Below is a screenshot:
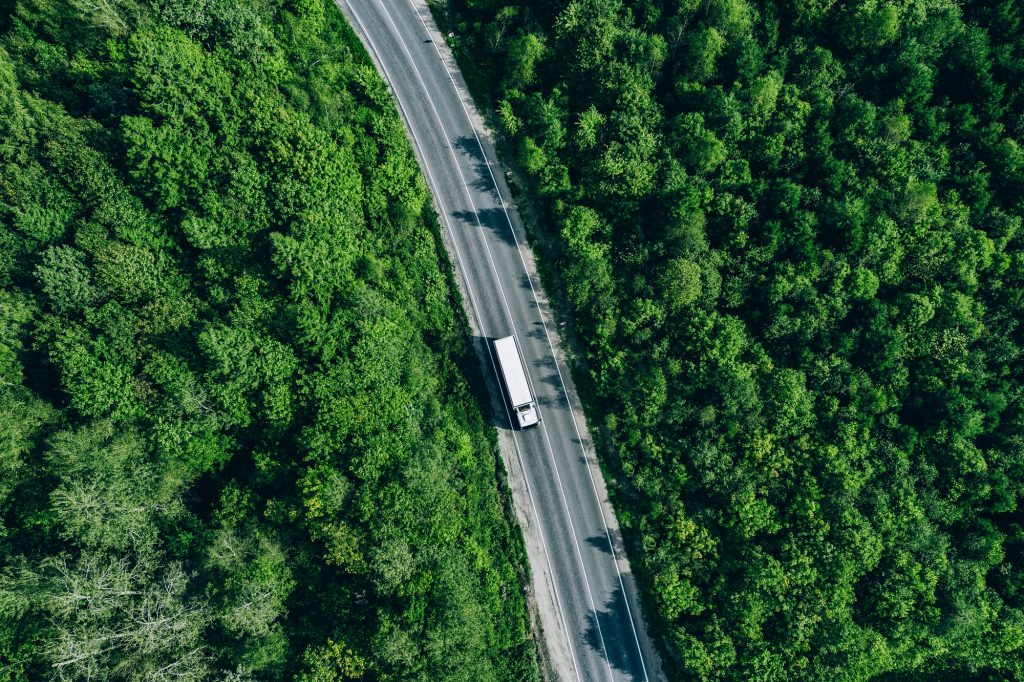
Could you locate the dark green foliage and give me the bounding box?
[446,0,1024,679]
[0,0,537,679]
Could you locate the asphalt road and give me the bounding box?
[336,2,664,680]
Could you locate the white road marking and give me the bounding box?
[359,4,620,679]
[358,0,623,678]
[407,3,652,680]
[338,2,585,680]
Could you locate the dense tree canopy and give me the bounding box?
[444,0,1024,679]
[0,0,537,679]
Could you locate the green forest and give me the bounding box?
[444,0,1024,679]
[0,0,538,679]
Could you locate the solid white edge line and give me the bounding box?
[337,3,584,681]
[364,2,618,680]
[409,3,653,680]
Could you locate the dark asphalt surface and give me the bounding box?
[336,2,662,680]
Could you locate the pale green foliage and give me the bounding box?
[46,422,179,552]
[662,257,702,310]
[198,323,299,428]
[504,32,545,89]
[36,246,99,313]
[206,528,294,639]
[36,554,208,681]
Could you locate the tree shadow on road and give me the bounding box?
[583,584,647,679]
[469,335,513,430]
[451,208,518,248]
[586,534,613,555]
[452,135,500,196]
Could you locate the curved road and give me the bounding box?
[336,2,664,680]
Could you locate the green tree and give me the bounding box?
[446,0,1024,677]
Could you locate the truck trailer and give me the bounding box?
[493,335,540,429]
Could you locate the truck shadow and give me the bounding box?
[469,335,515,431]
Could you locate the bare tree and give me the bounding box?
[38,553,211,682]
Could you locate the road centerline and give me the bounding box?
[335,4,585,679]
[356,5,614,675]
[337,2,663,679]
[405,4,651,679]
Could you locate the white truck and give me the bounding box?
[493,335,540,429]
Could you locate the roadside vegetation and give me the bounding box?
[444,0,1024,678]
[0,0,538,679]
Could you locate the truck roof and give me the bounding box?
[494,335,533,408]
